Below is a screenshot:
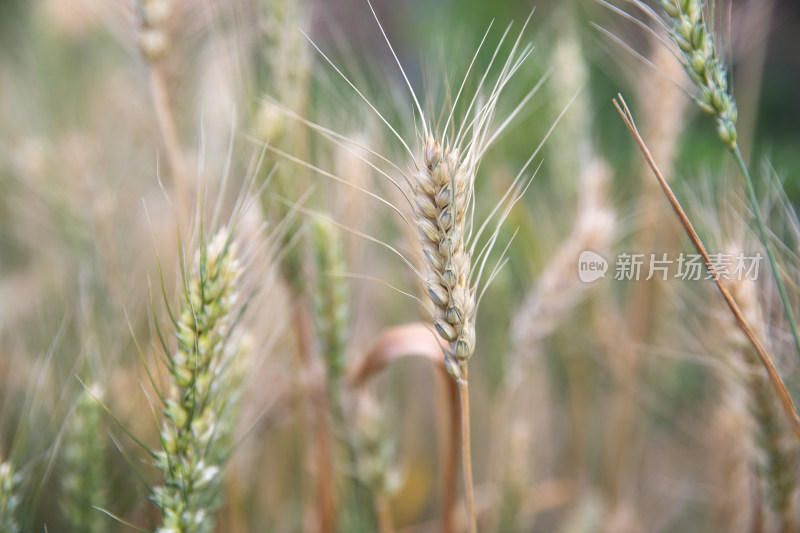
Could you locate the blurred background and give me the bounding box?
[1,0,800,532]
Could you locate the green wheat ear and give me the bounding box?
[659,0,737,146]
[311,218,350,382]
[653,0,800,360]
[152,229,247,533]
[0,460,21,533]
[61,384,108,533]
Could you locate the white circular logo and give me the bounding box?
[577,250,608,283]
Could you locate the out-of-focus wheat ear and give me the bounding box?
[635,42,689,185]
[614,94,800,444]
[625,41,689,352]
[548,16,591,200]
[652,0,800,359]
[512,158,615,354]
[310,218,378,531]
[727,274,798,533]
[346,323,457,533]
[311,219,350,383]
[0,460,22,533]
[253,0,312,297]
[352,393,402,533]
[708,373,758,533]
[60,384,108,533]
[503,160,613,529]
[256,0,311,139]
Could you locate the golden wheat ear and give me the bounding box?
[299,7,557,529]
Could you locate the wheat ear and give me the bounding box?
[311,219,350,383]
[728,275,797,532]
[0,461,21,533]
[654,0,800,361]
[301,10,540,529]
[310,218,377,531]
[152,230,246,533]
[352,393,401,533]
[61,384,107,533]
[415,138,477,377]
[414,136,482,533]
[613,95,800,444]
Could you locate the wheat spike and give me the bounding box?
[61,385,108,533]
[414,138,477,375]
[0,461,21,533]
[657,0,738,146]
[727,271,797,532]
[152,230,247,533]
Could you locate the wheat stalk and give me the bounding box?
[297,11,544,529]
[648,0,800,363]
[613,94,800,444]
[136,0,190,228]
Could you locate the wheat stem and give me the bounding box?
[137,0,189,228]
[613,94,800,444]
[654,0,800,361]
[457,364,477,533]
[375,493,393,533]
[149,67,189,228]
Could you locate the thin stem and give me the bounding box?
[458,363,478,533]
[613,94,800,444]
[314,388,335,533]
[374,493,394,533]
[149,66,189,228]
[294,303,336,533]
[780,504,794,533]
[730,144,800,360]
[437,368,459,533]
